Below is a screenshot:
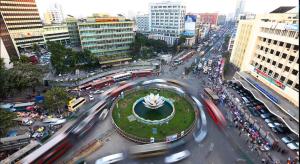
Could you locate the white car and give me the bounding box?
[287,142,299,150]
[164,150,191,163]
[89,95,94,100]
[94,90,104,94]
[95,153,124,164]
[267,122,281,128]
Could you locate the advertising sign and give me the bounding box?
[254,68,285,89]
[183,15,197,36]
[166,134,178,142]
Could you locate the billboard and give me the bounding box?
[184,15,197,36]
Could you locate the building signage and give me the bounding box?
[254,68,285,89]
[183,15,196,36]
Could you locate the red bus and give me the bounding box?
[91,77,114,89]
[20,133,72,164]
[109,81,136,97]
[203,98,226,128]
[131,70,153,78]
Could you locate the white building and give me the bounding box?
[230,6,299,106]
[44,3,64,24]
[135,14,150,34]
[0,38,13,69]
[148,1,186,45]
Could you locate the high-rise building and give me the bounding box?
[230,6,299,106]
[135,14,150,35]
[66,16,81,47]
[0,38,13,69]
[148,1,186,45]
[78,14,134,66]
[0,0,44,58]
[234,0,246,20]
[44,3,64,24]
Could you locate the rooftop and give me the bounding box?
[270,6,295,13]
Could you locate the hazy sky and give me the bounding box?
[36,0,298,19]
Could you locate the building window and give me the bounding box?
[293,45,299,51]
[284,66,290,72]
[258,54,261,59]
[273,40,277,45]
[265,48,269,53]
[267,59,270,63]
[287,80,293,86]
[289,56,295,62]
[280,76,286,82]
[264,67,267,72]
[273,73,279,79]
[270,49,274,54]
[260,46,264,50]
[278,63,283,68]
[268,70,273,75]
[262,56,265,61]
[275,51,280,56]
[282,53,287,59]
[292,69,298,75]
[259,65,262,70]
[286,43,291,49]
[279,42,284,46]
[268,39,271,43]
[263,38,266,42]
[272,61,276,65]
[295,84,299,91]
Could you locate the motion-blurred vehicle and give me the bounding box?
[287,142,299,150]
[95,153,124,164]
[164,150,191,163]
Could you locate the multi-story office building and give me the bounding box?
[44,3,64,25]
[135,14,150,35]
[228,32,236,51]
[148,1,186,45]
[66,16,81,47]
[78,14,134,66]
[0,0,44,58]
[230,6,299,106]
[217,15,226,26]
[199,13,218,26]
[43,24,70,45]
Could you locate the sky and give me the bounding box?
[36,0,298,19]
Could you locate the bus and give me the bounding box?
[19,133,72,164]
[112,72,132,82]
[203,98,226,128]
[204,88,219,102]
[68,97,86,112]
[91,77,114,89]
[13,102,35,112]
[129,143,168,158]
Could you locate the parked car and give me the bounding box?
[287,142,299,151]
[164,150,191,163]
[267,122,282,128]
[281,136,296,144]
[272,126,290,134]
[260,113,273,119]
[95,153,124,164]
[264,118,278,124]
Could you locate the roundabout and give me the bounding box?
[112,88,196,143]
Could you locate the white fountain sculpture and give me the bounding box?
[143,93,165,109]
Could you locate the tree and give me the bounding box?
[0,109,17,137]
[32,43,40,53]
[7,63,43,92]
[19,55,31,64]
[44,87,71,114]
[178,35,187,45]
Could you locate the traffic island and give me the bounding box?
[111,88,196,143]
